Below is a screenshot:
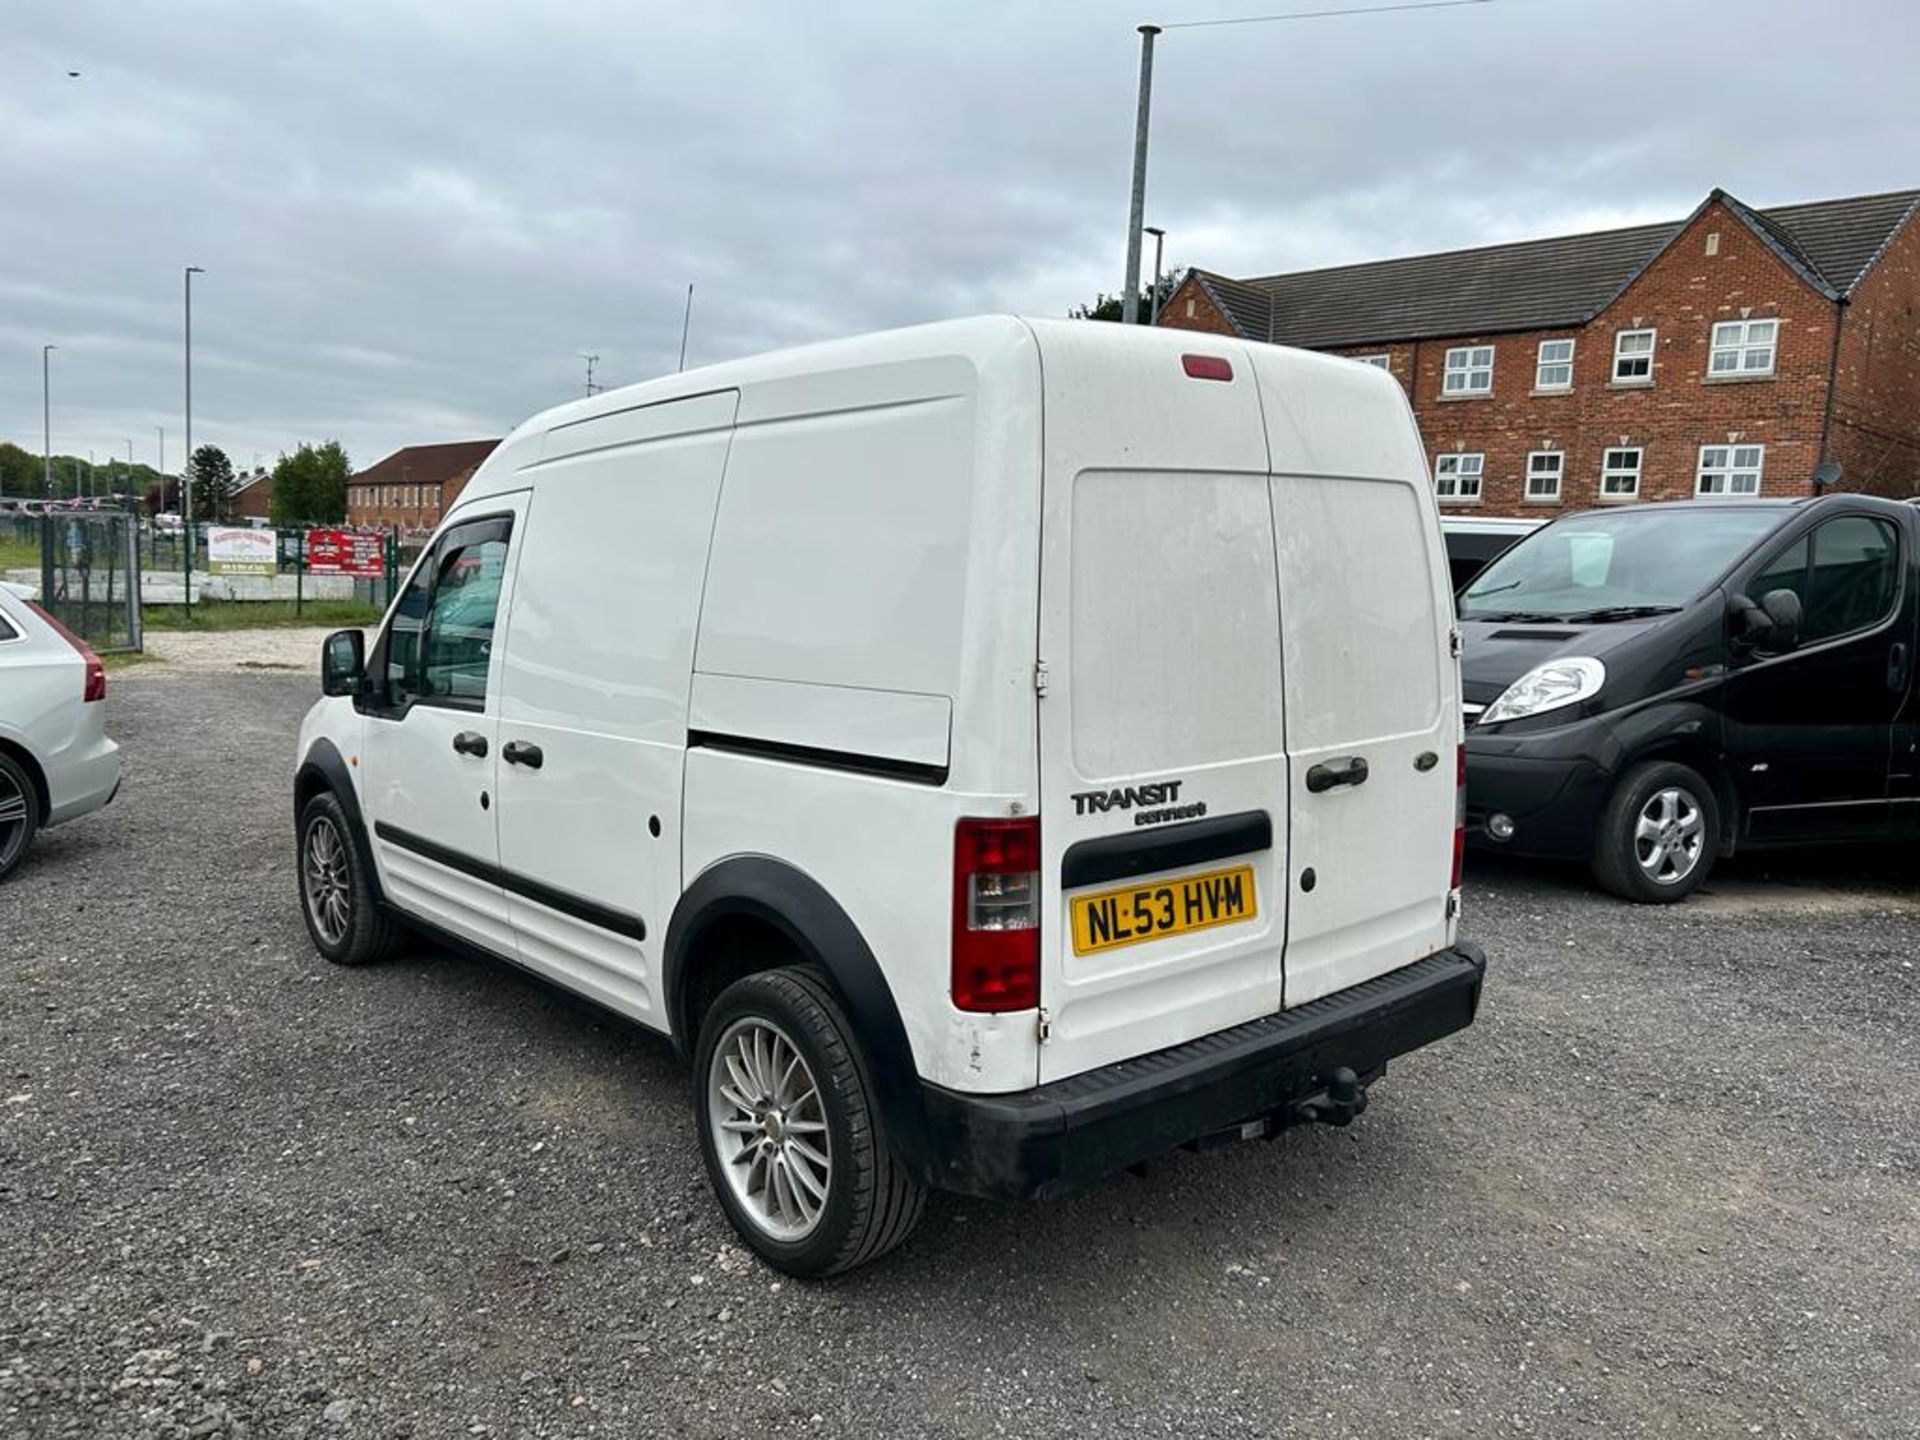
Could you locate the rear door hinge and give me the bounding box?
[1449,629,1463,659]
[1034,659,1051,697]
[1037,1007,1053,1043]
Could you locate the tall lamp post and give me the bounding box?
[1145,226,1166,326]
[1120,25,1160,325]
[42,345,57,498]
[1119,2,1489,323]
[184,265,204,611]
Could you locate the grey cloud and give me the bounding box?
[4,0,1915,472]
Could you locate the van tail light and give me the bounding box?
[952,816,1041,1013]
[30,602,107,702]
[1451,744,1466,890]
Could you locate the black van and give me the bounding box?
[1459,495,1917,901]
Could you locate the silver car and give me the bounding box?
[0,582,121,880]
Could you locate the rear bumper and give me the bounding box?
[46,733,121,827]
[917,942,1486,1201]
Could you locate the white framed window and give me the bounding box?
[1709,319,1777,376]
[1434,452,1485,501]
[1600,447,1643,499]
[1612,329,1656,383]
[1535,339,1575,391]
[1525,450,1564,502]
[1353,353,1391,370]
[1443,346,1494,395]
[1697,444,1765,496]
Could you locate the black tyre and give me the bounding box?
[297,791,405,965]
[1590,759,1720,903]
[693,966,925,1278]
[0,751,42,882]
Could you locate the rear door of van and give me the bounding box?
[1032,329,1458,1083]
[1247,347,1459,1008]
[1033,330,1292,1083]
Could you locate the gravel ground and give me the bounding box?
[139,628,336,673]
[2,670,1916,1439]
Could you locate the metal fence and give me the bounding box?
[36,509,143,653]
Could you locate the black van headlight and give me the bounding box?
[1481,657,1606,726]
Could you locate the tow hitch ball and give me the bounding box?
[1287,1067,1369,1128]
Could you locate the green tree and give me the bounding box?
[0,440,169,502]
[0,442,38,499]
[191,444,236,522]
[1070,270,1182,324]
[269,440,352,525]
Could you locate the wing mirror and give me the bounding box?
[1732,589,1803,653]
[320,628,366,697]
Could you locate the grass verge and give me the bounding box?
[142,599,381,632]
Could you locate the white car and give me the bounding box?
[0,582,121,880]
[294,317,1486,1276]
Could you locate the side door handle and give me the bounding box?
[1890,642,1911,695]
[1305,756,1370,793]
[502,740,544,770]
[451,730,488,758]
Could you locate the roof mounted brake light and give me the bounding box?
[1182,354,1233,382]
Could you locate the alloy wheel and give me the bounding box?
[302,816,353,946]
[1634,786,1705,886]
[0,767,29,872]
[706,1017,832,1241]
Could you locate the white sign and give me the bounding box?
[207,526,278,576]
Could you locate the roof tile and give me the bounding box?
[1187,189,1919,349]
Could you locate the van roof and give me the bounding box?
[465,315,1382,498]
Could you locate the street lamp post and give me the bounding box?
[1120,25,1161,325]
[1145,226,1167,326]
[1119,3,1488,325]
[184,265,204,612]
[42,345,56,499]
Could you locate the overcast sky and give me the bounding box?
[5,0,1916,475]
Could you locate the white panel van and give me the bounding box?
[294,318,1486,1276]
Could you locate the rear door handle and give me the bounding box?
[451,730,488,758]
[1305,756,1369,793]
[502,740,544,770]
[1890,642,1910,695]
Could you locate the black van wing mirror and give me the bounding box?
[320,628,366,697]
[1758,589,1802,651]
[1730,589,1802,653]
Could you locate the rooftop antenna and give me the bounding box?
[678,283,694,373]
[579,352,601,397]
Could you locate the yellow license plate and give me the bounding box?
[1069,864,1258,956]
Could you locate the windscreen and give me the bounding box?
[1460,507,1783,619]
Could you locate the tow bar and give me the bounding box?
[1170,1066,1379,1161]
[1285,1066,1370,1128]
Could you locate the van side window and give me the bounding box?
[420,532,511,705]
[385,566,433,699]
[1803,517,1898,643]
[1749,517,1900,647]
[1749,535,1809,613]
[382,519,513,708]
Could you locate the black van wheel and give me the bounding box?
[693,966,924,1278]
[1591,760,1720,903]
[297,792,405,965]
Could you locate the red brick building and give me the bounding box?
[1158,187,1920,514]
[230,468,273,521]
[346,439,500,531]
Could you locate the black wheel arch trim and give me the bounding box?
[665,855,934,1180]
[295,738,385,903]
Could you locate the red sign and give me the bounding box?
[306,528,385,578]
